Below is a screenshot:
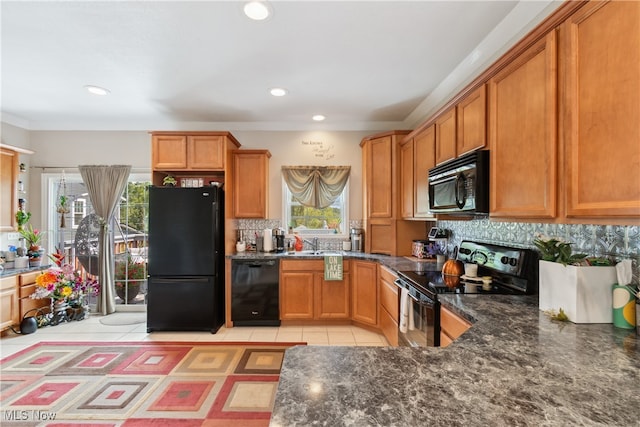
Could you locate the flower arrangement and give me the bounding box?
[31,264,100,304]
[426,241,446,257]
[533,233,587,266]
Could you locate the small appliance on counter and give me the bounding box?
[274,228,285,253]
[350,228,363,252]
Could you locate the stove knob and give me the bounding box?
[509,258,518,266]
[500,256,509,264]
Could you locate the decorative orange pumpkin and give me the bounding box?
[441,258,464,288]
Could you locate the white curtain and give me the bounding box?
[282,166,350,209]
[79,165,131,315]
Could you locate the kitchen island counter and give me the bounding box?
[271,294,639,426]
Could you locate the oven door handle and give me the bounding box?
[394,279,420,302]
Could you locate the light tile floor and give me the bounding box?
[0,312,388,359]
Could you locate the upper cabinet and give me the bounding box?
[400,125,436,219]
[363,134,396,219]
[488,31,558,219]
[456,84,487,156]
[232,150,271,219]
[150,131,240,187]
[434,107,457,165]
[561,0,640,218]
[0,147,18,231]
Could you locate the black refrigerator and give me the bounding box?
[147,186,224,333]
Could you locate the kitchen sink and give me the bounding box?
[286,250,345,256]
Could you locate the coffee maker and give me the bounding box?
[274,229,285,253]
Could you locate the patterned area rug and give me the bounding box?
[0,341,303,426]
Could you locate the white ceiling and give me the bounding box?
[1,1,562,132]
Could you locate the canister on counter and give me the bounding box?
[412,240,429,258]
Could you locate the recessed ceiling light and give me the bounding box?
[312,115,326,122]
[270,87,288,97]
[244,1,271,21]
[84,85,110,96]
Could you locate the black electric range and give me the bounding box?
[399,240,539,299]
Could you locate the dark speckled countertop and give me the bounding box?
[263,253,640,426]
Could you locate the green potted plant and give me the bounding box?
[115,255,146,303]
[20,225,45,266]
[162,175,177,187]
[15,210,31,232]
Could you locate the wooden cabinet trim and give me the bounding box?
[441,306,472,342]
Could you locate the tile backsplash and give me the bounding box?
[438,218,639,284]
[235,219,363,251]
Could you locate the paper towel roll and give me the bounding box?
[263,229,273,252]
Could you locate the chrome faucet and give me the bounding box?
[302,237,319,253]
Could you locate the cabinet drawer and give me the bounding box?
[19,283,38,299]
[441,306,471,340]
[281,259,350,272]
[380,306,398,346]
[379,276,398,322]
[19,271,40,286]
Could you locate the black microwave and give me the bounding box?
[428,150,489,215]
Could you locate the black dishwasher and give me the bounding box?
[231,259,280,326]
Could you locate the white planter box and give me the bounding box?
[538,260,617,323]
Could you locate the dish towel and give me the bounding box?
[400,288,410,333]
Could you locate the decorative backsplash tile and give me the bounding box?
[438,218,639,284]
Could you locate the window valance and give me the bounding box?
[282,166,350,209]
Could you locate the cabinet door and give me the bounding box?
[188,135,225,170]
[440,306,471,345]
[456,84,486,156]
[367,219,394,256]
[233,150,269,218]
[366,136,393,218]
[152,135,188,169]
[563,1,640,218]
[280,271,314,320]
[489,31,557,218]
[0,276,18,331]
[315,272,350,319]
[413,125,436,218]
[351,261,377,326]
[0,148,18,231]
[399,139,414,219]
[435,107,457,165]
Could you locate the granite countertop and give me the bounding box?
[270,294,640,426]
[0,264,51,277]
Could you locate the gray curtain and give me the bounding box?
[282,166,350,209]
[79,165,132,315]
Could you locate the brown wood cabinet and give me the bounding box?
[361,131,427,256]
[351,260,377,327]
[435,107,457,165]
[378,265,399,346]
[440,305,471,348]
[456,84,487,156]
[488,31,558,218]
[19,271,50,320]
[232,150,270,218]
[0,147,18,231]
[150,131,240,187]
[400,125,436,220]
[280,260,350,321]
[0,275,19,332]
[561,0,640,218]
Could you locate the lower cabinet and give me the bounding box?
[351,260,378,326]
[0,275,19,332]
[440,305,471,348]
[378,265,399,346]
[19,271,50,319]
[280,260,350,321]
